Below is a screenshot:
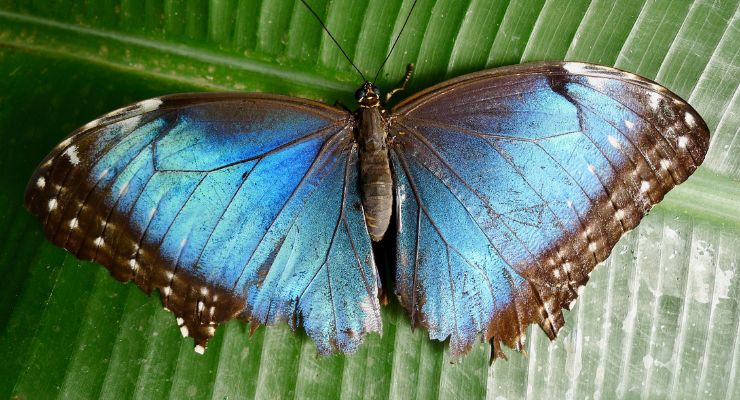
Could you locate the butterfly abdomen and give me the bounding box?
[358,107,393,242]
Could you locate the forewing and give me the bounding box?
[390,62,709,357]
[25,93,382,354]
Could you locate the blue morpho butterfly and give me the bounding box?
[24,1,709,360]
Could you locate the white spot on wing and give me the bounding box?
[180,325,189,337]
[607,135,621,149]
[176,317,184,326]
[69,218,79,229]
[684,112,696,127]
[162,286,172,296]
[62,145,80,165]
[563,63,589,75]
[118,115,143,133]
[660,159,671,170]
[649,92,661,110]
[94,236,105,247]
[36,177,46,189]
[678,136,689,149]
[587,164,596,174]
[624,120,635,129]
[137,98,163,112]
[640,181,650,193]
[48,198,58,211]
[615,209,625,220]
[194,345,205,355]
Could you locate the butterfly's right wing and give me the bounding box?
[25,93,382,354]
[388,62,709,357]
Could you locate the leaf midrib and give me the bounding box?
[0,10,357,94]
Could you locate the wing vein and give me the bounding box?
[109,170,156,264]
[399,116,584,142]
[65,118,177,255]
[133,172,208,274]
[340,147,379,315]
[533,142,602,266]
[292,150,352,340]
[411,199,423,327]
[231,127,350,291]
[568,85,679,187]
[392,149,496,322]
[571,81,690,165]
[31,110,169,215]
[395,128,562,328]
[91,150,156,261]
[189,160,262,273]
[154,122,346,173]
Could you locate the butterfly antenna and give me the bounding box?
[372,0,418,84]
[300,0,367,82]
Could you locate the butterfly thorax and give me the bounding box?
[355,82,393,242]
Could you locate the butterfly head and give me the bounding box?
[355,82,381,108]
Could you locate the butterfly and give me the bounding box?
[23,0,710,359]
[24,59,709,359]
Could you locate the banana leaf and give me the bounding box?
[0,0,737,398]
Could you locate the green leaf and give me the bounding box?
[0,0,738,398]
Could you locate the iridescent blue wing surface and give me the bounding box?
[24,93,382,354]
[389,62,709,358]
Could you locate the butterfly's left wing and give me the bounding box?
[389,62,709,357]
[25,93,382,354]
